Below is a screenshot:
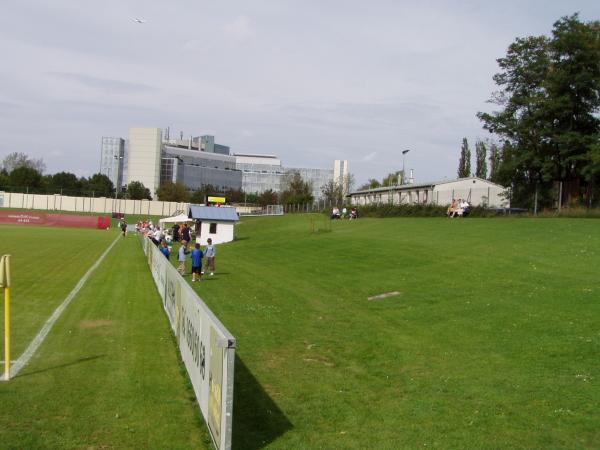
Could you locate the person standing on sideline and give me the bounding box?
[204,238,216,276]
[177,240,189,275]
[159,239,170,259]
[191,243,204,282]
[182,223,191,243]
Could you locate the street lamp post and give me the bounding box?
[402,149,410,185]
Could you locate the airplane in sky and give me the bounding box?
[130,18,147,24]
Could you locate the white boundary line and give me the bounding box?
[3,234,121,380]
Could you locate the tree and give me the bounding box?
[342,173,355,195]
[358,178,381,190]
[280,171,313,205]
[258,189,278,206]
[223,188,244,203]
[8,166,42,190]
[189,184,216,204]
[50,172,81,195]
[156,182,189,202]
[382,171,402,187]
[82,173,114,197]
[1,152,46,174]
[321,180,343,206]
[457,138,472,178]
[0,169,8,188]
[126,181,152,200]
[488,142,502,183]
[475,140,487,179]
[478,14,600,207]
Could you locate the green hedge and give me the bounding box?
[353,204,496,218]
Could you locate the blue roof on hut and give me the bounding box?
[188,205,239,222]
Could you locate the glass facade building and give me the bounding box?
[162,146,242,191]
[99,137,125,192]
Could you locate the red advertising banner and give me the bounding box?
[0,211,110,230]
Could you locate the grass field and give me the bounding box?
[0,226,210,448]
[1,216,599,449]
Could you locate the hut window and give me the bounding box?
[209,223,217,234]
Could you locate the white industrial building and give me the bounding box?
[348,177,509,208]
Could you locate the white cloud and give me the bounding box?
[223,16,256,41]
[1,0,600,183]
[363,152,377,162]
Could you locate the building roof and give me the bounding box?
[349,177,505,195]
[188,205,239,222]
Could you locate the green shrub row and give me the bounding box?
[350,204,497,218]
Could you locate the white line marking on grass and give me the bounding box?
[6,234,121,379]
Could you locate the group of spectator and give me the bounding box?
[447,199,471,218]
[331,207,359,220]
[154,232,216,282]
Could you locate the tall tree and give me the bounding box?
[457,138,472,178]
[50,172,81,195]
[382,171,402,187]
[8,166,43,190]
[342,173,355,195]
[83,173,114,197]
[1,152,46,174]
[258,189,278,206]
[488,142,502,183]
[280,171,313,205]
[478,14,600,207]
[321,180,343,206]
[475,140,488,179]
[358,179,381,190]
[126,181,152,200]
[156,182,189,202]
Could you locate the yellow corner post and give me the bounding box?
[1,255,11,381]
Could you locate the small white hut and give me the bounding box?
[188,205,239,245]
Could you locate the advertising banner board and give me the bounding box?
[0,211,109,229]
[142,237,235,450]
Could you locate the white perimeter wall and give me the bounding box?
[0,192,188,217]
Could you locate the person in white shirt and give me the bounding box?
[204,238,216,276]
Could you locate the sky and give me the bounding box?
[1,1,599,186]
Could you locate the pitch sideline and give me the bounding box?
[2,233,122,380]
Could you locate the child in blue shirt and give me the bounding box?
[191,243,204,282]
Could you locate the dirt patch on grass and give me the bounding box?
[303,357,334,367]
[79,320,114,329]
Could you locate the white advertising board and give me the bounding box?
[142,237,235,450]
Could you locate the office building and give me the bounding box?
[99,137,125,192]
[102,127,348,200]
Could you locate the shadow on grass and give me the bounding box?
[233,356,292,449]
[16,355,106,378]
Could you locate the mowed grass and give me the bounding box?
[189,215,600,449]
[1,217,599,449]
[0,226,210,448]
